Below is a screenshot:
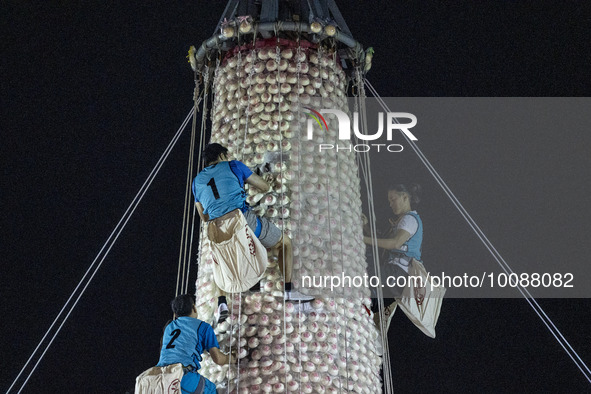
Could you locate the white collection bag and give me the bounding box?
[135,363,183,394]
[396,259,446,338]
[206,209,268,293]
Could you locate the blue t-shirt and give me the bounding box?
[192,160,253,220]
[388,211,423,264]
[157,317,219,370]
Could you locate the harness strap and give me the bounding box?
[254,217,262,238]
[191,375,206,394]
[391,212,422,260]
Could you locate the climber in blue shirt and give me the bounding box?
[157,294,234,394]
[192,143,313,320]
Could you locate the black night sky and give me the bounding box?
[2,2,591,393]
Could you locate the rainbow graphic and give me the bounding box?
[304,107,329,132]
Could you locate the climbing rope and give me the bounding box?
[7,106,197,394]
[293,41,306,393]
[353,70,394,394]
[271,40,291,390]
[176,78,203,297]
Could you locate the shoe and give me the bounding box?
[285,290,314,302]
[249,281,261,292]
[217,303,229,324]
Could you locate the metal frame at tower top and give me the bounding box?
[195,0,366,74]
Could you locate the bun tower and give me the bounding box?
[190,1,382,392]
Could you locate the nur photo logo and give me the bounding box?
[303,107,417,152]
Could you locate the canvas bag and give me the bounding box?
[396,259,446,338]
[135,363,184,394]
[206,209,268,293]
